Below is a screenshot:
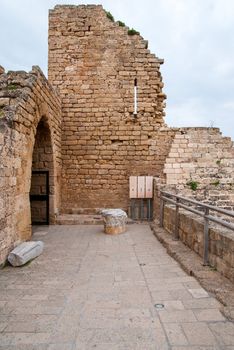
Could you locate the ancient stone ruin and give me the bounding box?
[0,5,233,265]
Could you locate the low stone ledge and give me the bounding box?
[162,205,234,282]
[150,220,234,321]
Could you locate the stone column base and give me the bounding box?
[104,225,126,235]
[101,209,128,235]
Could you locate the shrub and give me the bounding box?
[105,11,114,22]
[7,83,19,90]
[187,181,198,191]
[118,21,125,27]
[128,28,140,36]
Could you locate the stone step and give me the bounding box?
[62,208,101,215]
[56,214,137,225]
[56,214,103,225]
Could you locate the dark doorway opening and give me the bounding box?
[30,170,50,225]
[30,117,54,225]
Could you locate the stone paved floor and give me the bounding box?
[0,224,234,350]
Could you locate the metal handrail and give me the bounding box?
[159,191,234,265]
[161,191,234,218]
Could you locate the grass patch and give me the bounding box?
[105,10,114,22]
[7,83,19,90]
[187,181,198,191]
[128,28,140,35]
[118,20,125,27]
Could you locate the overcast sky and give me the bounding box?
[1,0,234,139]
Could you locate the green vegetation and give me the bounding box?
[216,160,221,165]
[105,10,114,22]
[7,83,19,90]
[128,28,140,36]
[187,181,198,191]
[117,20,125,27]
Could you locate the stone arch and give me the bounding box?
[0,67,61,265]
[30,115,56,224]
[17,99,60,238]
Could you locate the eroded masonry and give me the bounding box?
[0,5,233,265]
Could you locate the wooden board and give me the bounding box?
[129,176,138,198]
[137,176,145,198]
[145,176,153,198]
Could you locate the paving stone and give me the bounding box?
[83,343,119,350]
[209,322,234,346]
[0,346,48,350]
[162,300,185,311]
[182,298,220,310]
[164,323,188,346]
[169,289,194,300]
[151,290,172,302]
[116,307,152,318]
[123,316,161,329]
[9,333,51,345]
[48,314,79,343]
[188,288,210,299]
[171,347,219,350]
[159,310,197,323]
[47,343,74,350]
[0,224,233,349]
[147,281,186,292]
[21,294,49,301]
[194,308,226,322]
[4,322,37,333]
[182,322,218,346]
[11,306,63,315]
[120,343,170,350]
[0,323,7,332]
[0,334,12,346]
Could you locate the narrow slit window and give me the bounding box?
[134,78,137,116]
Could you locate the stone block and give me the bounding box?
[8,241,44,266]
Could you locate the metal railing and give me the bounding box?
[159,191,234,265]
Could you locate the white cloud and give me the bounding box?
[0,0,233,139]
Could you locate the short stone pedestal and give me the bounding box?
[101,209,127,235]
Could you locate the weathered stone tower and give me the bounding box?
[48,5,170,211]
[0,4,233,266]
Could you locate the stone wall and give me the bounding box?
[160,205,234,283]
[0,66,61,265]
[1,5,234,267]
[48,5,170,211]
[163,127,234,210]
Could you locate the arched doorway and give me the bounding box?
[30,117,55,225]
